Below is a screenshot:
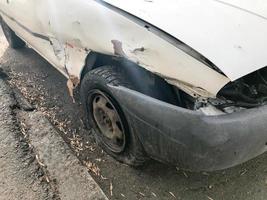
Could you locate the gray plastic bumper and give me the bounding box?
[109,86,267,171]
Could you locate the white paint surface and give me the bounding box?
[5,0,266,97]
[104,0,267,81]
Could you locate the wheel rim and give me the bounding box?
[89,90,126,153]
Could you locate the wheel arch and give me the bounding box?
[80,51,180,106]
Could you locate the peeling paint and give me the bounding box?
[111,40,126,57]
[48,37,88,100]
[67,75,80,103]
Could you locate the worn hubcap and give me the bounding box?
[90,90,126,153]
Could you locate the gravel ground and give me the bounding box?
[1,28,267,200]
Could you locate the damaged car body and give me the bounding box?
[1,0,267,171]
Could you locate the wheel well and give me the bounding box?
[81,52,181,106]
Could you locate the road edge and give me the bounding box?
[0,72,108,200]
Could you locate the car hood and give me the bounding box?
[103,0,267,81]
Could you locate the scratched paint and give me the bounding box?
[0,0,234,98]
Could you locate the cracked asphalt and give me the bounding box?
[0,78,55,200]
[1,28,267,200]
[0,75,107,200]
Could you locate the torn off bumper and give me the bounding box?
[109,86,267,171]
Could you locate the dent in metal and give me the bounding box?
[62,42,86,102]
[109,39,214,97]
[49,37,86,101]
[0,0,231,98]
[104,0,267,81]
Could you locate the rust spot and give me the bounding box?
[111,40,126,57]
[67,75,80,103]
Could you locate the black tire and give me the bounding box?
[1,19,25,49]
[81,66,147,166]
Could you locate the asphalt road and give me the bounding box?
[0,77,55,200]
[1,28,267,200]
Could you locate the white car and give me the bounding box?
[1,0,267,171]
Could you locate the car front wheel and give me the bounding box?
[80,66,147,166]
